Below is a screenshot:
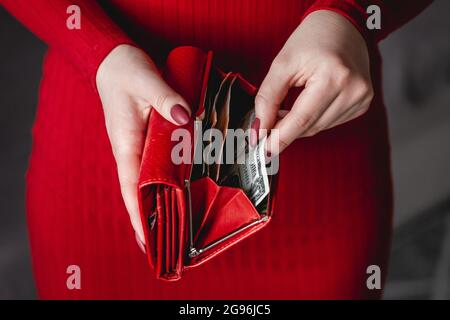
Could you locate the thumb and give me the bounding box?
[254,60,291,144]
[140,70,191,126]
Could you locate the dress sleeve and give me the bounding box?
[303,0,434,43]
[1,0,136,89]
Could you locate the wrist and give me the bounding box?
[302,5,372,48]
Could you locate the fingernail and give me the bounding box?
[264,151,272,165]
[250,117,260,148]
[170,104,190,125]
[135,232,146,254]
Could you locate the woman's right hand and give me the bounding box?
[96,44,191,252]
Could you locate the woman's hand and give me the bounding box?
[96,44,190,251]
[254,10,374,155]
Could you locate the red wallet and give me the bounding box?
[138,46,278,281]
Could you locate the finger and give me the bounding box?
[116,152,145,244]
[299,93,349,137]
[138,71,191,126]
[251,110,289,148]
[266,82,339,155]
[302,79,373,136]
[111,131,146,244]
[313,95,372,136]
[254,59,293,139]
[322,103,360,133]
[326,96,372,130]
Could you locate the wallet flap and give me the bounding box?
[164,46,214,118]
[137,47,214,278]
[138,46,214,189]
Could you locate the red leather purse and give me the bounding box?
[138,46,278,281]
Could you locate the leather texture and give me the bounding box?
[138,46,277,281]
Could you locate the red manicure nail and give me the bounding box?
[135,232,146,254]
[170,104,190,125]
[250,117,260,148]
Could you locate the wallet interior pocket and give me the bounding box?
[163,187,172,274]
[184,68,271,264]
[155,187,166,277]
[143,184,184,279]
[170,188,178,273]
[191,177,261,249]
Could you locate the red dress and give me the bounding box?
[2,0,431,299]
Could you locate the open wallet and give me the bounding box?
[138,46,278,281]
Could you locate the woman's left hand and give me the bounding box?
[254,10,374,155]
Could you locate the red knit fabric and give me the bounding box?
[1,0,431,299]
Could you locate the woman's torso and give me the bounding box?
[100,0,314,84]
[26,0,392,299]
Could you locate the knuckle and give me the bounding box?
[255,92,271,107]
[272,52,291,68]
[356,105,370,118]
[154,93,169,110]
[292,113,314,131]
[311,125,322,135]
[319,56,352,88]
[354,77,373,98]
[334,66,352,87]
[305,126,321,137]
[303,132,315,138]
[278,138,289,151]
[270,55,293,78]
[154,92,179,112]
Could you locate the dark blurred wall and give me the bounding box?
[0,7,45,298]
[380,0,450,299]
[0,1,449,299]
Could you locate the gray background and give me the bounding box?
[0,1,449,299]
